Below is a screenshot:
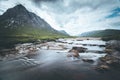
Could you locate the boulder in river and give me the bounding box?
[96,40,120,71]
[70,47,87,53]
[82,59,94,63]
[106,40,120,51]
[99,45,106,47]
[67,49,80,58]
[104,49,113,54]
[96,65,110,71]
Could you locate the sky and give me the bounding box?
[0,0,120,35]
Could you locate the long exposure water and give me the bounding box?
[0,39,120,80]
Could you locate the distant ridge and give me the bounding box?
[80,29,120,37]
[79,29,120,40]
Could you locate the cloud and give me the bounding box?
[106,7,120,18]
[32,0,58,3]
[0,0,120,35]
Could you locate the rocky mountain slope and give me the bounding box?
[0,4,68,48]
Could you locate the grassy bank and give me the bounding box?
[102,36,120,41]
[0,34,70,49]
[0,26,71,49]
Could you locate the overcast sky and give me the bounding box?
[0,0,120,35]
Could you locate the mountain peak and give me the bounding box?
[0,4,28,19]
[14,4,26,10]
[0,4,54,30]
[11,4,27,13]
[16,4,24,7]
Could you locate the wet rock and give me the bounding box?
[99,45,106,47]
[97,40,120,71]
[87,38,89,40]
[70,47,87,53]
[67,53,72,57]
[96,65,110,71]
[85,50,105,54]
[82,44,87,46]
[67,49,80,58]
[106,40,120,51]
[104,49,113,54]
[58,45,68,49]
[0,49,17,56]
[82,59,94,63]
[68,42,73,44]
[76,39,83,41]
[89,44,98,46]
[67,47,87,59]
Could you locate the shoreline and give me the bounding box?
[0,37,105,61]
[0,38,120,80]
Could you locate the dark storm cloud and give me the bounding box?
[31,0,120,15]
[31,0,63,9]
[32,0,59,3]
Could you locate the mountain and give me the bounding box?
[80,29,120,37]
[0,4,54,30]
[79,29,120,40]
[0,4,68,48]
[58,30,69,36]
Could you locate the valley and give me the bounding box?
[0,2,120,80]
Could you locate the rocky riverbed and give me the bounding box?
[96,40,120,71]
[0,38,120,80]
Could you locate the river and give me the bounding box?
[0,38,120,80]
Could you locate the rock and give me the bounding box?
[97,40,120,71]
[82,44,87,46]
[70,47,87,53]
[82,59,94,63]
[106,61,113,64]
[85,50,105,54]
[76,39,83,41]
[58,45,67,49]
[99,54,120,69]
[100,55,114,62]
[106,40,120,51]
[67,49,80,58]
[89,44,98,46]
[104,49,113,54]
[68,42,73,44]
[99,45,106,47]
[67,47,87,59]
[67,53,72,57]
[96,65,110,71]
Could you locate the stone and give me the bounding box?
[99,45,106,47]
[104,49,113,54]
[82,59,94,63]
[96,65,110,71]
[67,49,80,58]
[70,47,87,53]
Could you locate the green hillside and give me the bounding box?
[80,29,120,40]
[0,5,69,48]
[0,27,68,48]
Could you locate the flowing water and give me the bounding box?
[0,38,120,80]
